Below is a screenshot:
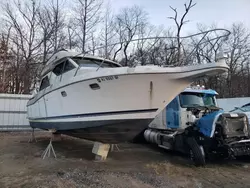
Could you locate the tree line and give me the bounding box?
[0,0,249,99]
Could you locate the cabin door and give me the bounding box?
[38,75,51,118]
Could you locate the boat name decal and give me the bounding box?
[97,76,119,82]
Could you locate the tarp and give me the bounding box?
[196,110,224,137]
[217,97,250,112]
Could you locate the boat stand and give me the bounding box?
[41,138,57,159]
[41,129,58,159]
[110,144,120,152]
[28,128,37,143]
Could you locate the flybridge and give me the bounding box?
[40,50,122,77]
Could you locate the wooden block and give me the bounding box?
[92,142,110,160]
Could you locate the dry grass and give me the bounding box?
[146,161,196,176]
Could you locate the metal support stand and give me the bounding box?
[110,144,120,152]
[41,138,57,159]
[28,128,37,143]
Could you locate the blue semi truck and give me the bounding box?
[144,86,250,166]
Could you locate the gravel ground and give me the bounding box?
[0,132,250,188]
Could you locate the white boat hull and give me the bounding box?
[27,63,228,143]
[28,73,190,119]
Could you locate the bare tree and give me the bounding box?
[112,20,124,61]
[50,0,66,52]
[73,0,103,53]
[193,23,250,98]
[114,5,148,66]
[0,26,12,93]
[87,31,99,55]
[38,6,56,64]
[3,0,43,93]
[66,18,77,49]
[168,0,196,65]
[134,24,155,65]
[2,0,55,93]
[225,23,250,97]
[129,25,166,66]
[99,2,116,58]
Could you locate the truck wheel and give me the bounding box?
[187,137,206,166]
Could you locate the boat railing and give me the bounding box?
[85,28,231,68]
[45,28,231,70]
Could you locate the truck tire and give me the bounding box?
[187,137,206,166]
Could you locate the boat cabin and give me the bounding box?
[38,50,121,93]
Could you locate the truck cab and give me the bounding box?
[149,86,218,130]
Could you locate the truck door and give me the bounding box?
[166,97,180,128]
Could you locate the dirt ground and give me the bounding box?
[0,132,250,188]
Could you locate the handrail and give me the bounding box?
[85,28,231,54]
[42,28,231,71]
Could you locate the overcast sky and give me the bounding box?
[109,0,250,34]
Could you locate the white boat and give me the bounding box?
[27,49,228,143]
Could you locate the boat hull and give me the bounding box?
[27,63,229,143]
[27,73,190,120]
[28,73,187,144]
[30,118,152,143]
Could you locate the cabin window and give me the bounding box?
[39,76,50,91]
[71,57,120,68]
[53,62,64,76]
[52,60,75,76]
[63,60,75,73]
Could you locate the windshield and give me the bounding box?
[179,92,216,108]
[71,57,120,68]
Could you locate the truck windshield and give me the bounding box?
[179,92,216,108]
